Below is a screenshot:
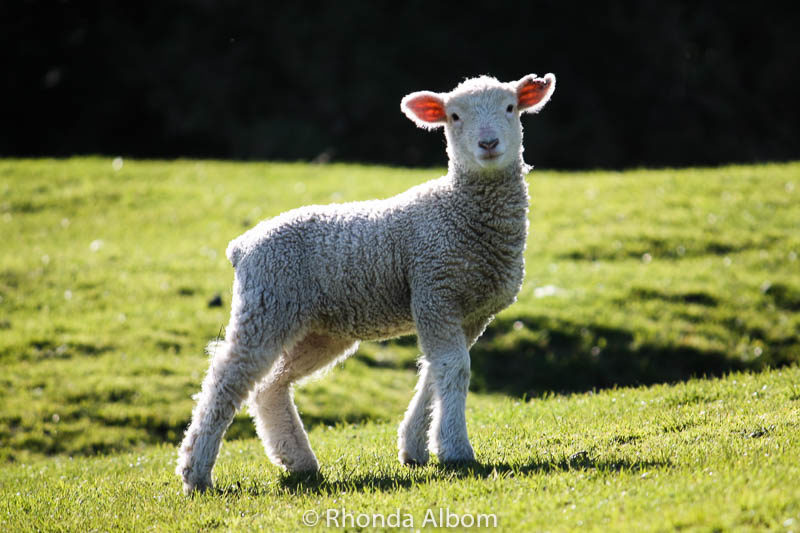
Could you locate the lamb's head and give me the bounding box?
[401,74,556,173]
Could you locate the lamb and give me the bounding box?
[176,73,556,494]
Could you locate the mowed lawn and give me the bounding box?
[1,158,799,530]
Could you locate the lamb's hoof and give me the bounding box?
[439,457,477,467]
[282,455,320,474]
[177,459,213,496]
[181,474,213,496]
[437,444,475,465]
[399,448,429,467]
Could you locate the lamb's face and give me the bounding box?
[401,73,556,173]
[443,85,522,172]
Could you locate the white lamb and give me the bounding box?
[176,73,556,494]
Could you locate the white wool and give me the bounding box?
[176,73,557,494]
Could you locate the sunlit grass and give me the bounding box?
[1,366,798,531]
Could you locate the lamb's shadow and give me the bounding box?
[468,313,794,398]
[216,454,671,497]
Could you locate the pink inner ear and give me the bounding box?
[406,94,446,123]
[518,77,552,109]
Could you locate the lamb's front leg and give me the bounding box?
[416,325,475,464]
[398,360,434,465]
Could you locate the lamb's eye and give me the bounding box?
[506,104,514,113]
[451,113,460,121]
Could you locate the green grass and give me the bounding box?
[2,367,799,531]
[1,157,799,530]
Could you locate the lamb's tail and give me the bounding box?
[205,339,228,358]
[225,238,243,268]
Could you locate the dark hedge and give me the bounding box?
[3,1,799,168]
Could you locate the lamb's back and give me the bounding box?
[225,180,448,339]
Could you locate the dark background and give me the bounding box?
[3,1,799,169]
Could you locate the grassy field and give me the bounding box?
[1,158,799,530]
[1,366,799,531]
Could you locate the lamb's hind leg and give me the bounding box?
[248,333,358,472]
[176,335,283,494]
[176,270,304,495]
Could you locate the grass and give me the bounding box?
[1,157,799,530]
[2,367,798,531]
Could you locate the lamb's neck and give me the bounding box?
[448,158,531,230]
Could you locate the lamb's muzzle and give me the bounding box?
[478,138,499,151]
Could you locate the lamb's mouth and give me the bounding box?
[479,152,503,161]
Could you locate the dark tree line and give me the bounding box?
[3,1,799,168]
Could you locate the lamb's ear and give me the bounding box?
[516,73,556,114]
[401,91,446,129]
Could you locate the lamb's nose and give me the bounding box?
[478,138,499,150]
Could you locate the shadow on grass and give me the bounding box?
[558,234,779,263]
[470,314,797,398]
[215,453,670,497]
[40,307,796,458]
[156,310,800,449]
